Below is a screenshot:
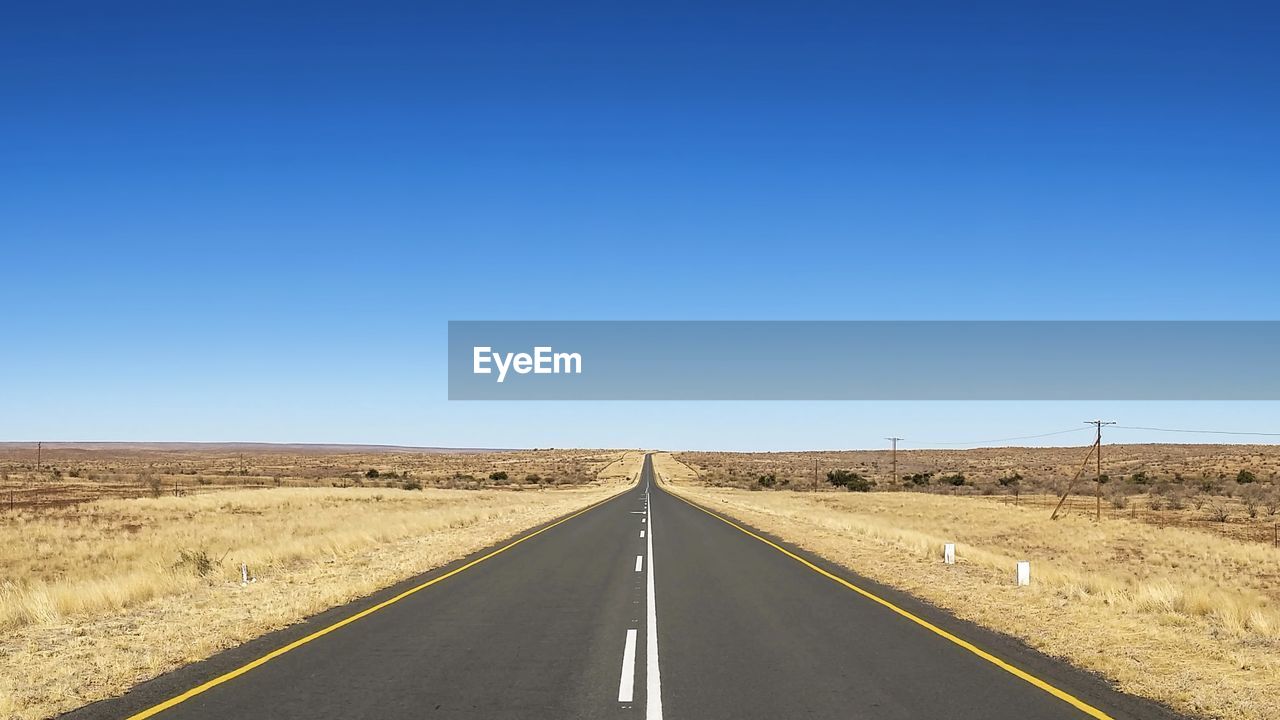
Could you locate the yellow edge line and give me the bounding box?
[127,487,630,719]
[664,487,1115,720]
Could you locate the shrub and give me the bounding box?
[827,469,874,492]
[365,469,380,479]
[940,473,966,487]
[524,474,542,484]
[902,472,932,486]
[1129,471,1150,485]
[142,472,162,498]
[997,472,1022,487]
[489,471,509,482]
[1237,469,1258,484]
[174,549,216,577]
[757,473,777,489]
[401,479,423,491]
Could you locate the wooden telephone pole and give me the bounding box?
[1050,420,1115,520]
[1087,420,1116,521]
[886,437,903,486]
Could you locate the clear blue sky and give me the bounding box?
[3,2,1278,450]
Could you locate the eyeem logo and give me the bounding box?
[472,346,582,383]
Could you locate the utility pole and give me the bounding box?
[813,457,818,492]
[36,442,42,475]
[886,437,903,487]
[1086,420,1116,521]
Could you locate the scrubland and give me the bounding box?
[659,450,1280,720]
[0,446,641,720]
[681,445,1280,545]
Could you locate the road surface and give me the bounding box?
[66,454,1185,720]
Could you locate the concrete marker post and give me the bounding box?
[1016,561,1031,586]
[943,543,956,565]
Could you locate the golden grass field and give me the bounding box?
[658,450,1280,720]
[0,446,643,720]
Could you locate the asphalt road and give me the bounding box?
[67,454,1187,720]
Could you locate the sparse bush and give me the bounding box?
[524,474,542,484]
[174,548,216,577]
[902,472,932,486]
[401,479,423,491]
[1208,500,1231,523]
[365,469,380,479]
[141,472,162,498]
[1129,471,1150,485]
[941,473,966,487]
[757,473,777,489]
[827,469,874,492]
[997,472,1022,488]
[489,471,509,483]
[1241,486,1265,518]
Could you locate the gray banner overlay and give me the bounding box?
[448,321,1280,400]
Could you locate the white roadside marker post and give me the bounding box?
[1016,561,1031,586]
[943,543,956,565]
[240,563,249,586]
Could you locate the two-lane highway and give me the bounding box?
[66,454,1185,720]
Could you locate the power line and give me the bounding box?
[891,423,1280,449]
[900,427,1092,448]
[1112,425,1280,437]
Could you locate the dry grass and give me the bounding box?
[0,448,640,720]
[656,451,1280,719]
